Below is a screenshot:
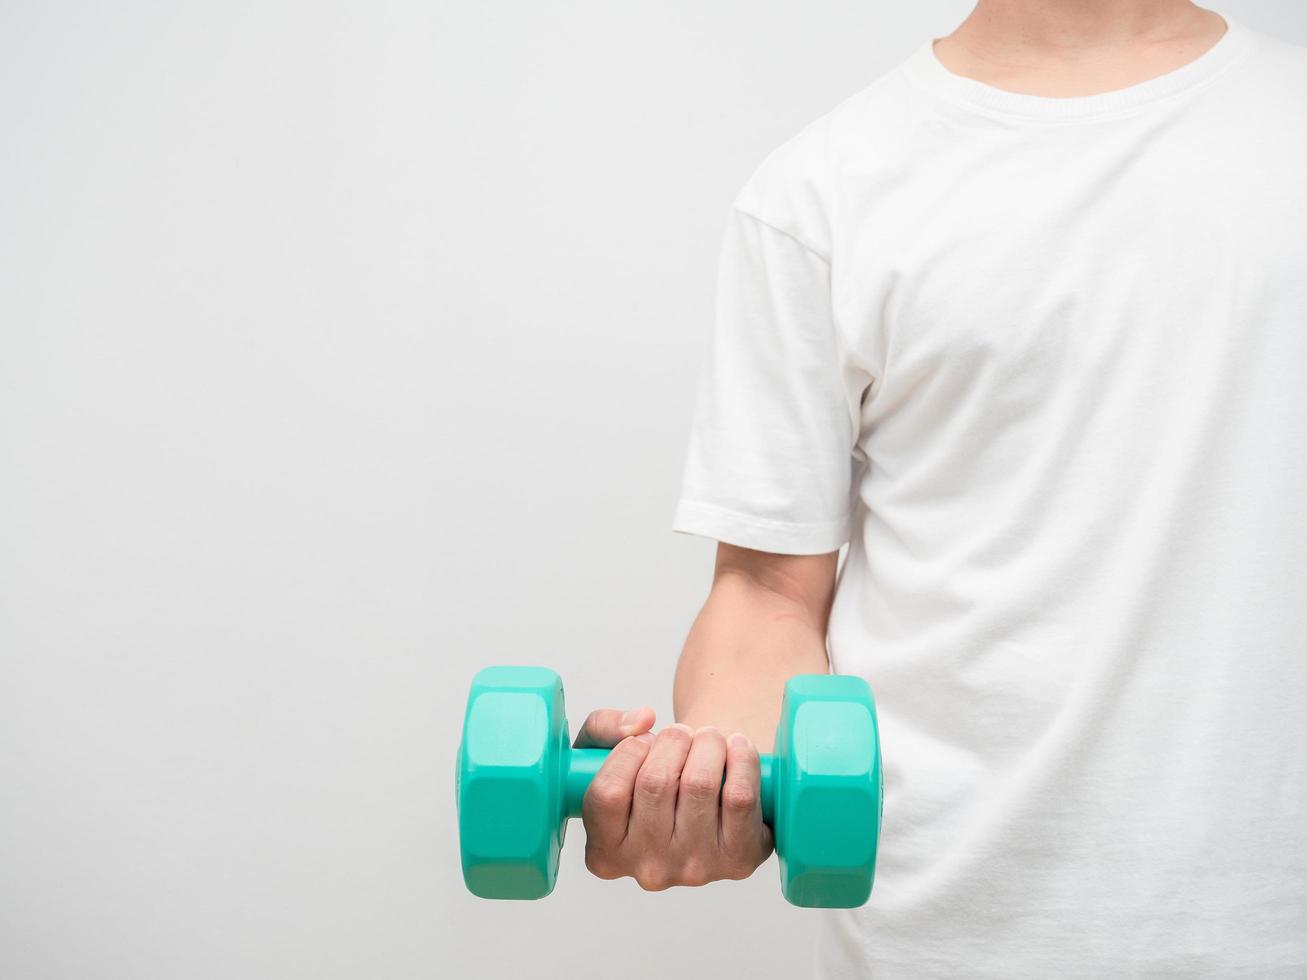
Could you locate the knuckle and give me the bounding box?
[635,867,671,892]
[635,765,675,799]
[678,860,712,887]
[586,780,629,814]
[584,847,619,880]
[721,784,756,812]
[722,858,755,881]
[680,770,720,800]
[721,830,768,878]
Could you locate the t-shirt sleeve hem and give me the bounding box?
[670,498,850,556]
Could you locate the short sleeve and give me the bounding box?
[670,203,865,555]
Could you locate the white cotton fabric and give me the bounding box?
[672,12,1307,978]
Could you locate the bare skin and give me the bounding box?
[933,0,1230,98]
[581,0,1232,896]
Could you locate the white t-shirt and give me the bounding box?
[672,13,1307,978]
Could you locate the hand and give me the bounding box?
[573,706,775,891]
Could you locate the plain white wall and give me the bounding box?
[3,3,1304,978]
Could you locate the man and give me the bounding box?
[577,2,1306,976]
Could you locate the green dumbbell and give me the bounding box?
[454,665,883,908]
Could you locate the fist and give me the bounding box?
[574,707,775,891]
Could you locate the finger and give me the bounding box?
[574,705,655,748]
[582,732,655,850]
[628,723,694,846]
[720,732,769,871]
[673,726,727,847]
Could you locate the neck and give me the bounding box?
[931,1,1230,98]
[955,0,1215,55]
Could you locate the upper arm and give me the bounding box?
[671,124,869,567]
[669,203,865,557]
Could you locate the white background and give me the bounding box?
[3,2,1304,977]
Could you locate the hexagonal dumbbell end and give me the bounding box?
[772,674,883,908]
[454,666,570,899]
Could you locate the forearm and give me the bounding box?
[671,571,831,754]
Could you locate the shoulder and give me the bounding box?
[1229,18,1307,92]
[1246,21,1307,66]
[731,61,918,260]
[1219,21,1307,131]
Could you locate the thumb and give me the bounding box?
[573,705,655,748]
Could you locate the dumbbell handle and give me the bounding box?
[564,747,777,824]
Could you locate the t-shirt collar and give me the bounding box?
[900,12,1257,121]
